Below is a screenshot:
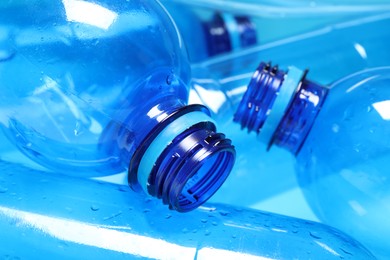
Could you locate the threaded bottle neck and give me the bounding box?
[128,105,235,212]
[203,13,257,56]
[234,62,328,154]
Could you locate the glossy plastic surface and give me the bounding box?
[0,0,235,211]
[161,0,388,62]
[190,14,390,211]
[297,67,390,258]
[0,157,375,259]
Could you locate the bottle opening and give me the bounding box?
[174,140,235,212]
[129,105,235,212]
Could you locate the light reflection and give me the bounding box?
[0,206,196,258]
[62,0,118,30]
[372,100,390,120]
[192,83,227,113]
[353,43,368,60]
[314,241,341,257]
[348,200,367,216]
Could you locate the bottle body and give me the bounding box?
[189,14,390,211]
[296,67,390,258]
[233,63,390,258]
[0,0,236,211]
[161,0,387,62]
[0,158,375,259]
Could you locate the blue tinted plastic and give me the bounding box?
[190,14,390,210]
[161,0,388,62]
[296,67,390,259]
[0,0,235,211]
[235,63,390,258]
[0,158,375,259]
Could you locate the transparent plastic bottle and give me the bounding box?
[232,62,390,258]
[161,0,390,62]
[0,158,375,259]
[0,0,236,212]
[188,13,390,212]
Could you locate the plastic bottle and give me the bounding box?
[0,158,375,259]
[232,62,390,258]
[161,0,390,62]
[0,0,236,212]
[188,13,390,214]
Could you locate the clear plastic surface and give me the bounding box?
[189,13,390,211]
[161,0,389,61]
[0,0,235,211]
[0,157,375,259]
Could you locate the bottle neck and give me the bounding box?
[203,12,257,56]
[128,104,235,212]
[234,62,328,155]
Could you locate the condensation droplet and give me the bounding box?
[90,205,100,211]
[204,230,211,236]
[340,247,353,256]
[166,74,173,85]
[165,214,172,219]
[0,49,15,62]
[200,219,208,223]
[212,221,218,226]
[219,210,230,216]
[0,186,8,193]
[309,231,322,239]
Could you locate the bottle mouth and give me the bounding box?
[128,105,235,212]
[149,123,235,212]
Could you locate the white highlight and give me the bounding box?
[372,100,390,120]
[353,43,368,60]
[315,241,341,257]
[63,0,118,30]
[0,206,196,258]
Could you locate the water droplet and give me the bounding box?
[166,74,173,85]
[192,229,198,233]
[340,248,353,256]
[165,214,172,219]
[143,208,151,213]
[200,219,208,223]
[181,228,189,233]
[219,210,230,216]
[212,221,218,226]
[90,205,100,211]
[231,234,237,239]
[309,231,322,239]
[0,186,8,193]
[204,230,211,236]
[0,48,15,62]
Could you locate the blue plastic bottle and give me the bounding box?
[188,13,390,214]
[0,157,376,259]
[161,0,390,62]
[232,62,390,258]
[0,0,236,212]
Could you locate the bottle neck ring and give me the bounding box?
[234,62,328,154]
[129,104,235,212]
[203,13,257,57]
